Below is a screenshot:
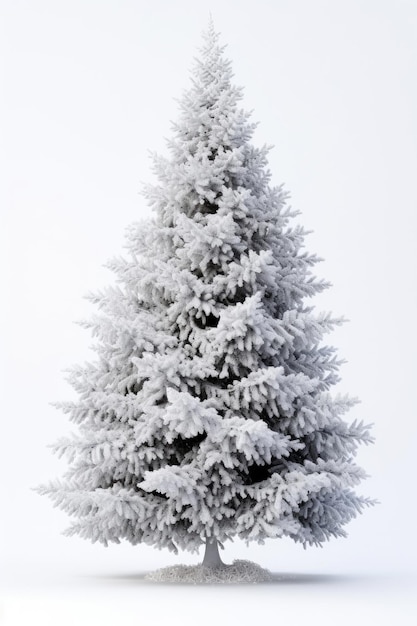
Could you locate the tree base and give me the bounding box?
[145,559,272,584]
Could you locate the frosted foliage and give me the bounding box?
[38,23,374,555]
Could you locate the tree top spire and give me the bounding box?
[192,19,231,89]
[204,14,218,46]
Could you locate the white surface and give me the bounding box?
[1,0,416,623]
[1,566,416,626]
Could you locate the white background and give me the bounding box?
[1,0,416,624]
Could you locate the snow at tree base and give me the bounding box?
[38,23,375,562]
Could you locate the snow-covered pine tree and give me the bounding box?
[38,23,374,568]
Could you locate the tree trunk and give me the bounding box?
[202,537,225,568]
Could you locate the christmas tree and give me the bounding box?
[39,23,374,570]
